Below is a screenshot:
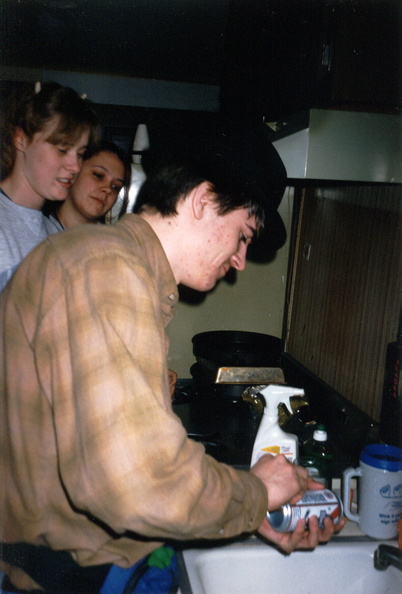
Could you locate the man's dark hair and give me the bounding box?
[133,162,265,231]
[133,124,287,256]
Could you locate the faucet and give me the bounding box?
[374,544,402,571]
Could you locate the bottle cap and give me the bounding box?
[313,424,327,441]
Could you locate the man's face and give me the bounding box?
[180,199,257,292]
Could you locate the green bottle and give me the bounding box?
[302,424,333,488]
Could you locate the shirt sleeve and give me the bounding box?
[36,250,268,542]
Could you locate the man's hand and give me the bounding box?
[250,453,310,511]
[258,514,347,554]
[250,453,346,553]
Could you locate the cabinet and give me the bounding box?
[221,0,400,121]
[285,184,402,422]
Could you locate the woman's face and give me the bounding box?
[15,117,89,206]
[68,151,125,221]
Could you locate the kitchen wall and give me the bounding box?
[166,189,294,377]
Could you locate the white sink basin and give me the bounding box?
[179,536,401,594]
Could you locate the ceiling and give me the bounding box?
[1,0,230,85]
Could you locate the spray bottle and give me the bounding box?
[251,384,304,466]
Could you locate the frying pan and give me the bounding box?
[192,331,281,368]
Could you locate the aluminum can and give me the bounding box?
[266,489,343,533]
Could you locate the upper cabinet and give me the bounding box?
[1,0,399,118]
[0,0,229,86]
[220,0,400,121]
[329,0,400,114]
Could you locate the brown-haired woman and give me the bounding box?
[0,81,99,290]
[45,140,131,229]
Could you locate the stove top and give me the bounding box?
[172,378,326,469]
[173,379,262,466]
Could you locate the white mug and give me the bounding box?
[343,444,402,539]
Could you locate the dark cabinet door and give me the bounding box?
[220,0,399,121]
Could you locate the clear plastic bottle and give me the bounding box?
[302,424,333,488]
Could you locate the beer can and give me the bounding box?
[266,489,343,533]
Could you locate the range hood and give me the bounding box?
[270,109,401,183]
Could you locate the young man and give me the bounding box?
[0,124,343,592]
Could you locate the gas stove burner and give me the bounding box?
[173,379,262,465]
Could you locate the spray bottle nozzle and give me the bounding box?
[258,384,305,417]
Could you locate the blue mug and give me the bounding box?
[343,444,402,539]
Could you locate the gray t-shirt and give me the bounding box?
[0,191,60,291]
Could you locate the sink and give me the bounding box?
[179,536,401,594]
